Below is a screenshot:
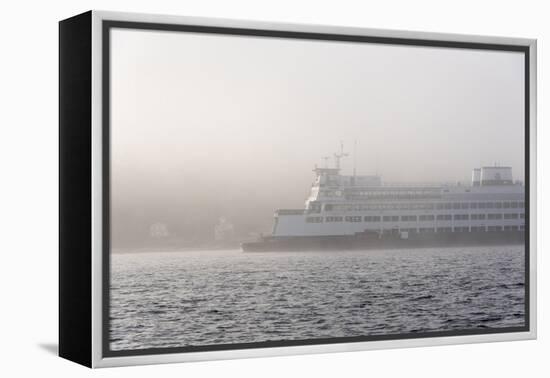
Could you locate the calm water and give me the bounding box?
[110,246,525,351]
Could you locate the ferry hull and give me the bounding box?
[241,231,525,252]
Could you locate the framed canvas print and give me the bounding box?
[59,10,537,368]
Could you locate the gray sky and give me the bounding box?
[110,28,525,246]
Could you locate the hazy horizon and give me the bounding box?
[110,28,525,249]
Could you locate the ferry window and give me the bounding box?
[504,225,518,231]
[494,202,502,209]
[436,203,444,210]
[419,228,435,233]
[488,226,503,231]
[503,202,511,209]
[471,214,486,220]
[453,203,461,209]
[437,227,452,232]
[306,217,323,223]
[519,213,525,219]
[486,202,494,209]
[383,216,391,222]
[453,214,468,220]
[419,215,435,221]
[488,214,503,220]
[519,202,525,208]
[325,216,343,222]
[345,216,362,222]
[400,228,410,233]
[470,202,478,209]
[444,203,452,210]
[519,225,525,230]
[461,203,469,209]
[471,226,486,232]
[454,227,469,232]
[510,202,519,208]
[436,214,452,221]
[504,213,519,219]
[478,203,486,209]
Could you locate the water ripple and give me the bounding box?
[110,246,525,351]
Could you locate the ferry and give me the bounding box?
[241,145,525,252]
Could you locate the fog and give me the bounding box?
[110,28,525,249]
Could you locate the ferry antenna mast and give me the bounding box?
[353,139,357,179]
[334,141,348,170]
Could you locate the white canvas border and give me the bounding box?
[90,10,537,368]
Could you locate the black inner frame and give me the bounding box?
[102,20,531,358]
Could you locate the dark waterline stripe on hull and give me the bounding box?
[242,231,525,252]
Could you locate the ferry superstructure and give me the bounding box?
[242,147,525,252]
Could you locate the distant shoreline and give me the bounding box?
[111,244,243,254]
